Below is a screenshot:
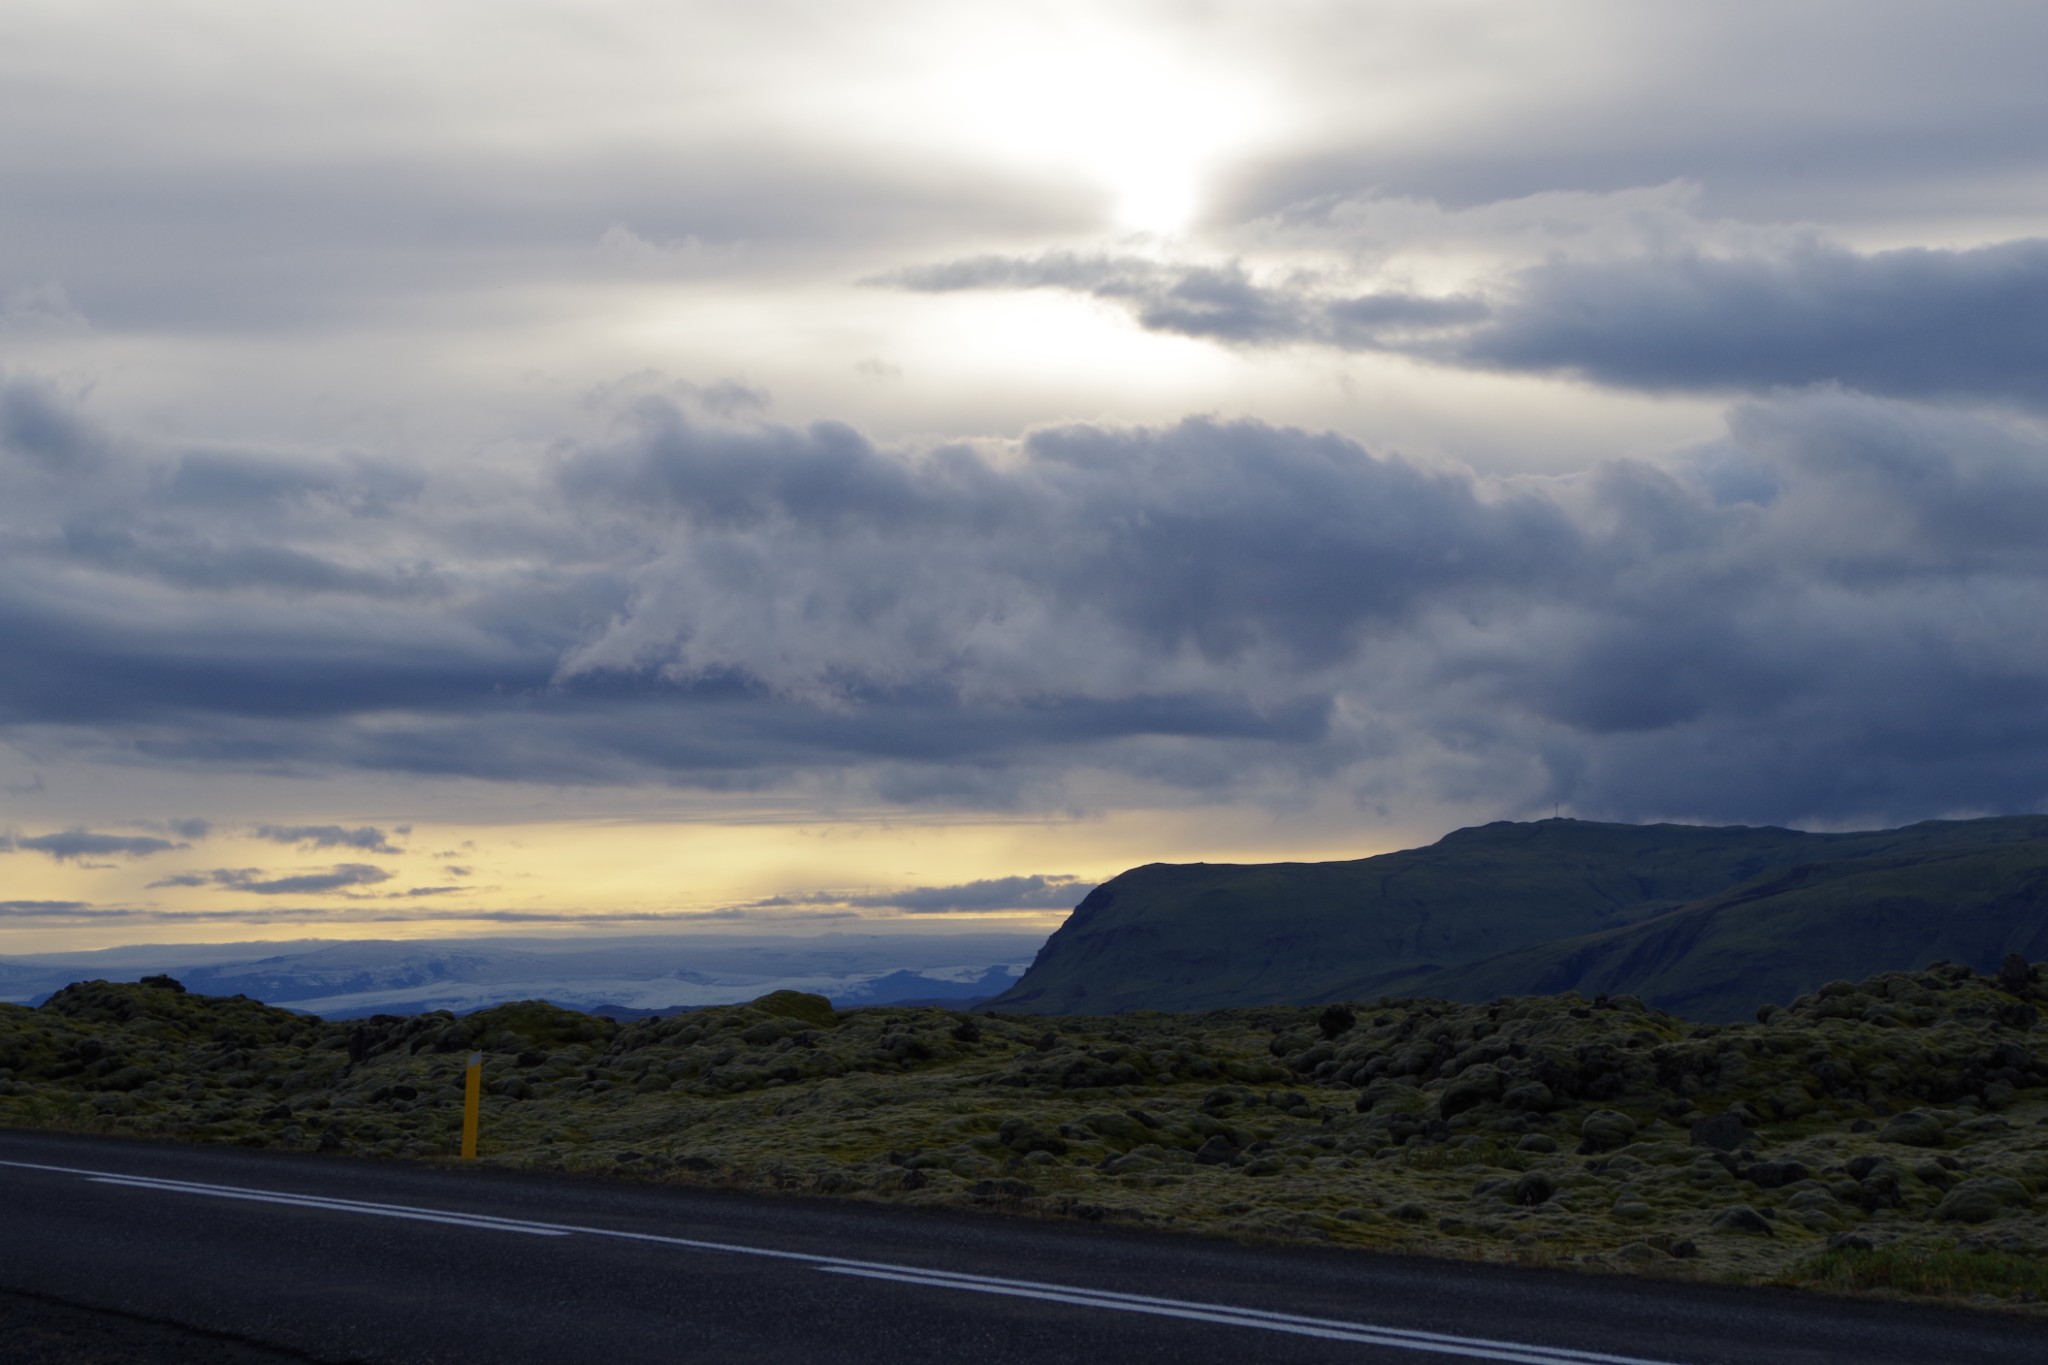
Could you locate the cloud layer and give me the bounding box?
[886,235,2048,409]
[4,370,2047,831]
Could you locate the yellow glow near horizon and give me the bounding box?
[0,801,1418,952]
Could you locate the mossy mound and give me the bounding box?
[453,1001,618,1052]
[744,991,837,1029]
[39,978,322,1047]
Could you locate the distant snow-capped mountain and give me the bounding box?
[0,932,1042,1017]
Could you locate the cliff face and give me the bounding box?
[986,815,2048,1020]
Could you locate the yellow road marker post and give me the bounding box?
[461,1051,483,1159]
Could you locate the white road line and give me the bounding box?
[810,1264,1665,1365]
[79,1171,580,1234]
[87,1177,572,1236]
[1,1156,1688,1365]
[819,1265,1648,1365]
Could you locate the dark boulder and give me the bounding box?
[996,1118,1067,1156]
[1933,1176,2032,1224]
[1577,1109,1637,1153]
[1438,1067,1504,1119]
[1878,1110,1946,1147]
[1995,953,2038,996]
[1739,1160,1811,1190]
[1317,1004,1357,1040]
[1689,1112,1753,1152]
[1710,1205,1776,1236]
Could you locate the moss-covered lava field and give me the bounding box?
[5,961,2047,1312]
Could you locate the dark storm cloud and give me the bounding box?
[57,526,445,600]
[0,420,570,735]
[4,377,2048,826]
[1457,239,2048,404]
[5,830,184,861]
[253,824,407,854]
[0,374,105,470]
[539,390,2048,823]
[887,237,2048,408]
[35,444,442,600]
[555,399,1574,681]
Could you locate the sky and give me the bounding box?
[4,0,2048,951]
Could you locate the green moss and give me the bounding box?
[746,991,838,1029]
[2,970,2044,1312]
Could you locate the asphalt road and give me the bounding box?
[0,1129,2038,1364]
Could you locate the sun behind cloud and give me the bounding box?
[920,14,1276,235]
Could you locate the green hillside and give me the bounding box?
[987,816,2048,1019]
[1426,834,2048,1020]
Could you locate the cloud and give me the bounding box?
[750,873,1088,915]
[552,400,1574,700]
[0,900,93,916]
[152,864,396,896]
[1454,239,2048,405]
[0,373,105,471]
[595,223,747,275]
[4,1,2044,375]
[697,907,862,922]
[253,824,405,854]
[880,252,1486,348]
[854,874,1088,913]
[3,374,2048,830]
[883,234,2048,409]
[1,282,90,335]
[6,829,185,862]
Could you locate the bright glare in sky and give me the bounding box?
[929,21,1270,234]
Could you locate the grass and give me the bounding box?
[1784,1243,2048,1303]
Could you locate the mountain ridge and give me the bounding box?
[988,814,2048,1020]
